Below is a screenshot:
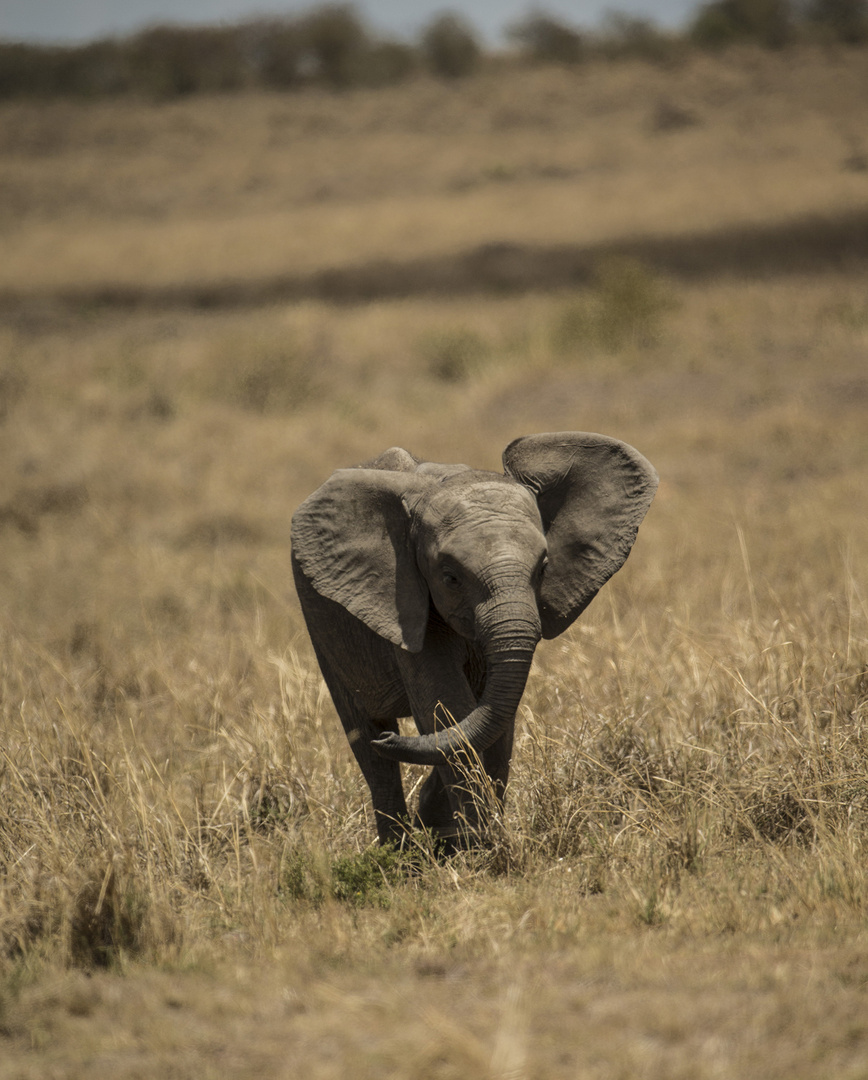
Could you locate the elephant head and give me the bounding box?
[291,432,658,767]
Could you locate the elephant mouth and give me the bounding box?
[373,625,539,766]
[450,613,476,639]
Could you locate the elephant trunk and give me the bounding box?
[373,601,540,766]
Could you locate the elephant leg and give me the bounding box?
[394,634,494,847]
[415,768,456,839]
[313,651,410,847]
[337,699,410,846]
[414,760,488,850]
[482,721,515,809]
[425,713,515,848]
[408,731,511,852]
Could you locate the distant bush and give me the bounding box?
[0,3,418,99]
[2,0,867,101]
[421,328,488,382]
[126,25,246,98]
[421,13,482,78]
[804,0,868,42]
[593,256,676,349]
[689,0,795,48]
[243,19,306,89]
[202,335,318,414]
[508,12,585,65]
[0,40,131,97]
[300,4,368,87]
[0,25,249,99]
[595,13,685,63]
[554,257,676,355]
[244,7,414,91]
[362,40,419,85]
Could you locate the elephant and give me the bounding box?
[291,432,658,849]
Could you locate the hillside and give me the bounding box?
[1,46,867,300]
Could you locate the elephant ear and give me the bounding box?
[291,467,434,652]
[503,432,658,639]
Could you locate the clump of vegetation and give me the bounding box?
[508,12,585,65]
[689,0,794,48]
[124,24,247,98]
[0,3,424,99]
[592,257,677,349]
[420,14,482,79]
[330,846,409,907]
[553,257,677,355]
[280,848,329,903]
[421,328,488,382]
[203,335,318,414]
[65,860,174,970]
[804,0,868,42]
[301,4,369,88]
[596,14,686,63]
[2,1,868,101]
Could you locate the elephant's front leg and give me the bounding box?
[394,631,494,847]
[482,724,515,808]
[415,768,459,850]
[313,652,410,846]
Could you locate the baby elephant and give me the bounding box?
[291,432,658,849]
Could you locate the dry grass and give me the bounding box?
[1,45,868,1079]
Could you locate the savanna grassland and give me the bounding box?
[1,42,868,1079]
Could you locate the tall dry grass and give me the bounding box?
[1,266,866,1075]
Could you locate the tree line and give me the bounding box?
[0,1,866,100]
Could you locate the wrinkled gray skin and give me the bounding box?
[291,432,658,849]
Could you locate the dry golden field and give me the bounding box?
[1,45,867,1078]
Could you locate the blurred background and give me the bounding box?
[2,1,704,47]
[1,0,866,648]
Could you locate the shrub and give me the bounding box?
[361,40,419,86]
[804,0,868,42]
[244,19,306,89]
[593,256,676,350]
[553,257,676,354]
[300,4,369,88]
[280,849,328,904]
[202,335,317,414]
[0,40,132,98]
[508,12,585,65]
[689,0,795,48]
[421,328,488,382]
[126,25,246,98]
[330,847,407,907]
[67,865,152,969]
[596,14,684,64]
[0,8,419,99]
[421,13,481,79]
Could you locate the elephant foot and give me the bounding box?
[411,816,497,860]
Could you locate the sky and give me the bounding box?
[0,1,702,46]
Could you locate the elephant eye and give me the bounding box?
[441,567,460,587]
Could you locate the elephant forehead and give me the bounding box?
[422,480,541,532]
